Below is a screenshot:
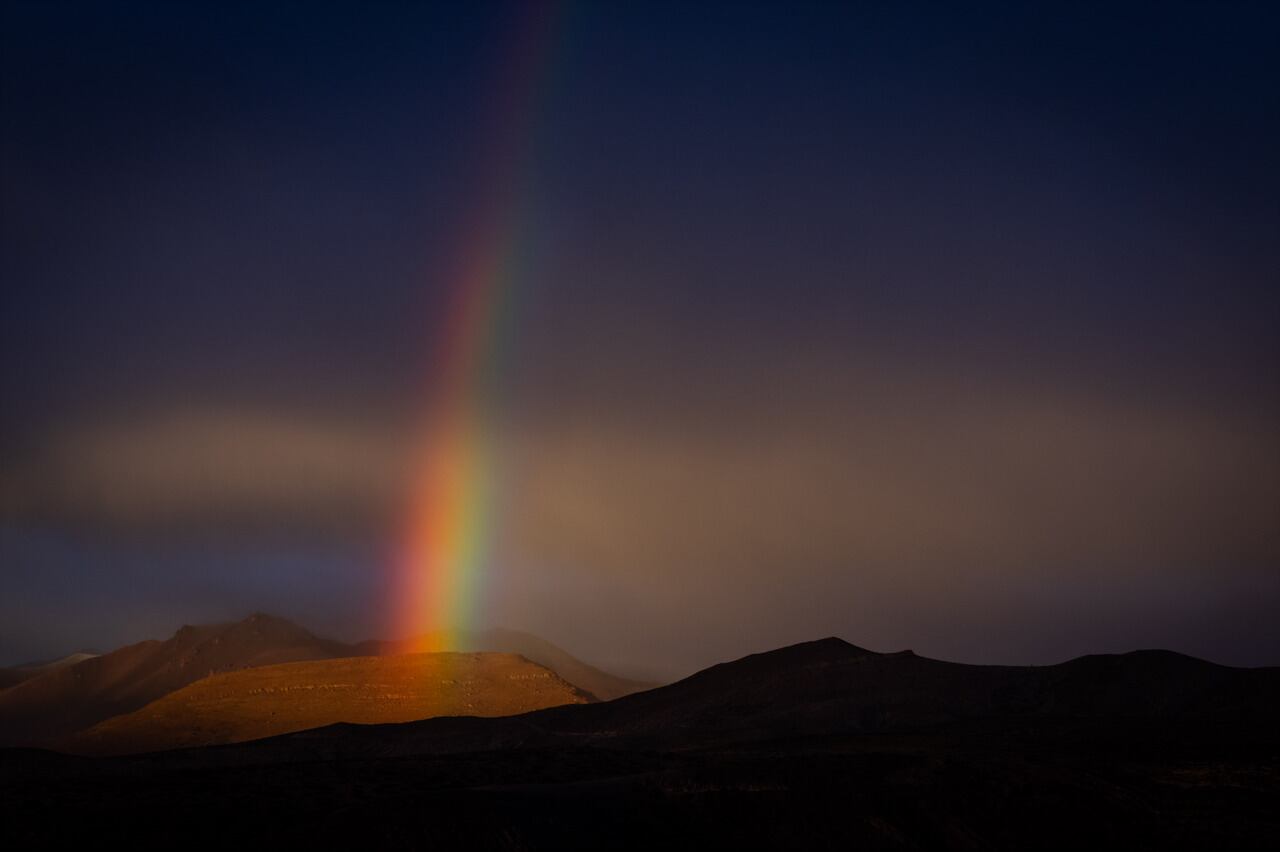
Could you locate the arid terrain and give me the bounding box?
[367,628,654,701]
[0,614,352,746]
[0,614,650,748]
[64,652,592,755]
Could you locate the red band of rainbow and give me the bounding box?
[392,2,562,652]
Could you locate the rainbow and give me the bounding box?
[392,3,562,652]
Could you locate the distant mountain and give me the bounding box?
[64,652,592,756]
[363,628,657,700]
[0,613,348,746]
[10,652,100,670]
[0,614,650,747]
[0,653,99,691]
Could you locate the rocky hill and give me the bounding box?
[0,613,347,746]
[64,652,592,755]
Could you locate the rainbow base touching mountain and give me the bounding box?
[389,1,563,654]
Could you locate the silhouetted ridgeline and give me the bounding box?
[3,638,1278,850]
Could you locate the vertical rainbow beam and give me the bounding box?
[394,3,561,653]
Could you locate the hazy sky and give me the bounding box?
[3,1,1278,677]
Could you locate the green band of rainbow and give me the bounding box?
[393,2,561,651]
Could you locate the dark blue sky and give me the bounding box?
[2,1,1277,675]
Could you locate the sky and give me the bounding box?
[2,1,1278,678]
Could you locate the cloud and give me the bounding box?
[504,362,1280,583]
[3,356,1277,584]
[2,354,1277,672]
[0,406,409,540]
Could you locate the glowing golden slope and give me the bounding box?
[66,652,592,756]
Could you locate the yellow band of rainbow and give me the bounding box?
[393,2,562,652]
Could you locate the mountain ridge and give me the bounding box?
[0,614,653,747]
[0,613,350,746]
[5,635,1279,850]
[208,634,1280,762]
[63,651,593,756]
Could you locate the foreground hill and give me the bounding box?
[6,638,1277,849]
[0,614,348,746]
[64,652,592,755]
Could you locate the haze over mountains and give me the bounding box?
[0,613,651,748]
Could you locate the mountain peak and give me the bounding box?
[0,613,351,747]
[664,636,875,694]
[244,611,288,625]
[240,611,306,629]
[200,613,320,644]
[739,636,873,665]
